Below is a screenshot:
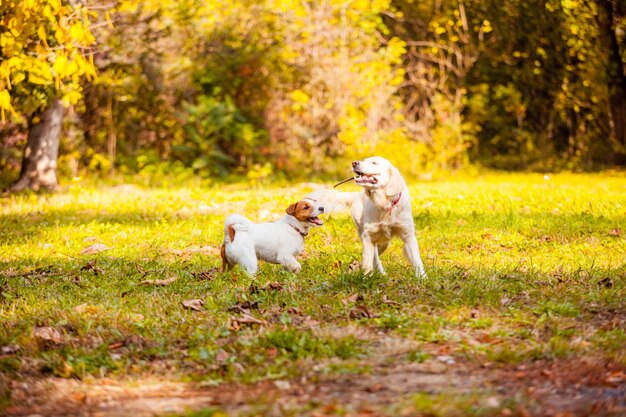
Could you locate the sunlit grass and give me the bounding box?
[0,172,625,413]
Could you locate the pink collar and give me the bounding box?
[290,225,307,238]
[389,192,402,214]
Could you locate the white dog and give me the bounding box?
[220,199,325,275]
[307,156,426,277]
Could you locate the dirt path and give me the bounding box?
[5,356,626,417]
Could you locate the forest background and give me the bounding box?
[1,0,625,190]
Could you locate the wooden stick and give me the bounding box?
[334,177,356,188]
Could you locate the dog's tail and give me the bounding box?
[305,189,359,215]
[223,214,252,243]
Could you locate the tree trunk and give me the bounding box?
[597,0,626,163]
[11,99,65,192]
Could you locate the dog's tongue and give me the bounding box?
[310,217,324,226]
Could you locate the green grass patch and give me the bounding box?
[0,172,625,399]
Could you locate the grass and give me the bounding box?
[1,172,625,415]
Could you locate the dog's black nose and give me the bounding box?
[320,207,324,213]
[352,161,359,167]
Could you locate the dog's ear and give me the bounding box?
[286,202,298,215]
[385,165,405,196]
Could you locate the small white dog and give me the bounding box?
[307,156,426,277]
[220,199,325,275]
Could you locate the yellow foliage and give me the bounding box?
[0,0,97,120]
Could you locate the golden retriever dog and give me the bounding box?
[307,156,426,277]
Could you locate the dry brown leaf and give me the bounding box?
[108,341,125,350]
[382,295,401,307]
[191,268,218,281]
[182,299,205,311]
[608,228,622,237]
[80,243,110,255]
[598,277,613,288]
[215,349,229,364]
[348,260,361,272]
[0,344,20,355]
[230,313,266,330]
[287,307,302,315]
[517,405,531,417]
[342,293,362,306]
[80,259,103,275]
[349,304,378,319]
[141,276,177,286]
[73,304,99,314]
[33,326,63,344]
[264,282,284,291]
[604,370,626,385]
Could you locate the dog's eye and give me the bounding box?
[371,161,378,165]
[304,205,310,209]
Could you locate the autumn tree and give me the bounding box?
[0,0,97,191]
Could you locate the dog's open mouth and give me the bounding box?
[308,216,324,226]
[353,170,379,185]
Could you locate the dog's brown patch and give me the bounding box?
[220,243,233,272]
[227,224,236,242]
[286,200,314,222]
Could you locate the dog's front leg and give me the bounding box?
[280,256,301,274]
[401,233,427,278]
[360,234,376,273]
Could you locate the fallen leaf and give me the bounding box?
[73,304,99,314]
[72,392,87,403]
[228,301,259,314]
[365,383,384,393]
[287,307,302,315]
[348,260,361,271]
[435,345,452,355]
[382,295,401,307]
[33,326,63,344]
[500,297,512,306]
[80,259,97,272]
[263,282,284,291]
[349,304,378,319]
[604,370,626,386]
[436,355,456,365]
[598,277,613,288]
[484,396,500,408]
[182,299,205,311]
[342,293,360,305]
[191,268,218,281]
[274,380,291,390]
[517,405,531,417]
[230,313,266,329]
[482,233,493,240]
[108,341,125,350]
[80,243,110,255]
[141,276,177,286]
[0,344,20,355]
[608,228,622,237]
[215,349,229,364]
